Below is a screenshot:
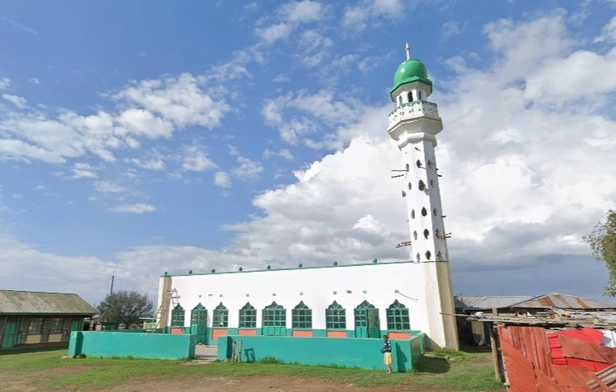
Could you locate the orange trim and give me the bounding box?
[212,328,228,340]
[387,331,411,340]
[170,328,184,334]
[327,331,347,338]
[238,329,257,336]
[292,330,313,337]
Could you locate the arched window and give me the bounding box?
[171,304,185,327]
[326,301,346,330]
[262,302,286,328]
[387,300,410,330]
[354,300,380,338]
[292,301,312,329]
[239,302,256,328]
[191,303,207,326]
[213,302,228,328]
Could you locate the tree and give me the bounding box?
[96,290,155,326]
[584,210,616,296]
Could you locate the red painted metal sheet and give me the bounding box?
[555,328,604,345]
[548,333,567,365]
[558,335,616,364]
[500,336,540,392]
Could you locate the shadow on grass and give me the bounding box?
[458,343,492,354]
[0,347,65,356]
[414,355,450,374]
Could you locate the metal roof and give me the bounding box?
[0,290,98,315]
[511,293,616,310]
[455,295,533,310]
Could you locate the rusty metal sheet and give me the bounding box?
[513,293,616,310]
[558,335,616,364]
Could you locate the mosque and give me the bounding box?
[156,45,459,351]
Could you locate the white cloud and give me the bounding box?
[342,0,405,30]
[110,203,156,214]
[28,78,40,85]
[12,193,22,199]
[0,78,10,90]
[128,157,165,170]
[93,180,126,194]
[2,94,27,109]
[256,23,292,43]
[595,16,616,42]
[255,0,324,44]
[116,109,173,139]
[214,171,232,188]
[264,148,294,160]
[71,162,98,179]
[442,21,461,39]
[232,156,264,180]
[182,146,216,172]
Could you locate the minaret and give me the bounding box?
[387,44,459,350]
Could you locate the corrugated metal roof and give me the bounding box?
[455,295,533,310]
[0,290,98,315]
[512,293,616,310]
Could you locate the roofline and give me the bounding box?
[0,289,80,296]
[161,259,445,277]
[0,312,98,316]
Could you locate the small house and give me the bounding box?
[0,290,98,350]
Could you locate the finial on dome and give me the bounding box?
[405,42,411,60]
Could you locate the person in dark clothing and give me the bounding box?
[381,334,393,373]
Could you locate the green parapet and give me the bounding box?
[217,335,419,371]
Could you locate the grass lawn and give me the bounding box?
[0,345,504,391]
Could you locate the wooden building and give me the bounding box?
[0,290,98,350]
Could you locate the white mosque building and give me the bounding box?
[156,45,459,351]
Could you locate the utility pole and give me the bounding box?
[109,275,114,297]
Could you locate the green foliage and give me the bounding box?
[259,356,283,364]
[95,290,154,325]
[584,210,616,296]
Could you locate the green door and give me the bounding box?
[367,309,380,338]
[70,320,80,333]
[2,321,17,348]
[355,301,380,338]
[191,304,208,344]
[262,302,286,336]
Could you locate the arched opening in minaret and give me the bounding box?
[433,208,438,216]
[435,228,440,238]
[405,163,409,172]
[413,231,418,240]
[411,210,415,219]
[406,91,412,103]
[425,251,431,260]
[416,159,422,168]
[402,191,406,198]
[421,207,427,216]
[418,180,426,191]
[430,179,434,187]
[416,253,420,262]
[408,182,412,190]
[423,229,429,239]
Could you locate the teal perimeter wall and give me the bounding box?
[68,331,196,359]
[217,334,425,372]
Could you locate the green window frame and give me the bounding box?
[50,317,63,334]
[171,304,185,327]
[326,301,346,330]
[213,302,228,328]
[387,300,410,330]
[292,301,312,329]
[239,302,256,328]
[28,318,43,335]
[191,303,207,326]
[262,302,286,327]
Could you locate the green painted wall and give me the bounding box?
[68,332,196,359]
[217,334,425,371]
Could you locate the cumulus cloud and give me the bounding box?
[595,16,616,42]
[93,180,127,194]
[342,0,405,30]
[71,162,98,179]
[214,171,232,188]
[0,78,10,90]
[2,94,27,109]
[255,0,324,43]
[110,203,156,214]
[182,146,216,172]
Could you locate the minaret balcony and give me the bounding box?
[387,100,440,128]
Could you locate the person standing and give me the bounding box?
[381,335,393,374]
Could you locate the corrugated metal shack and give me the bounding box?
[0,290,98,350]
[461,297,616,391]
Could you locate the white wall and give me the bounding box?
[162,261,429,333]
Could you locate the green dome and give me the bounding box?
[390,59,432,94]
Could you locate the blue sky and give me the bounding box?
[1,0,616,305]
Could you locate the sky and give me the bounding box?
[1,0,616,306]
